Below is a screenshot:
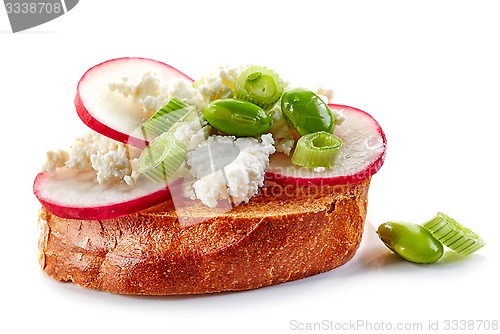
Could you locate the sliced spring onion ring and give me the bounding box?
[291,131,342,168]
[142,98,195,136]
[138,132,187,182]
[423,212,486,255]
[235,66,284,111]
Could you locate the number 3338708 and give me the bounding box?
[5,2,62,14]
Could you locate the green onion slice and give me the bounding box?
[142,98,195,136]
[235,66,284,111]
[423,212,486,255]
[138,132,187,182]
[291,131,342,168]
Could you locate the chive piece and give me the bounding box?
[142,98,195,136]
[138,132,187,182]
[291,131,342,168]
[423,212,486,255]
[235,66,284,111]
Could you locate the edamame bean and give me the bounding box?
[377,222,444,264]
[203,98,272,137]
[281,88,334,136]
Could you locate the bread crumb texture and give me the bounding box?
[38,179,370,295]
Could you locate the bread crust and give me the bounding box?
[38,179,370,295]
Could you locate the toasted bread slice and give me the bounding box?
[38,179,370,295]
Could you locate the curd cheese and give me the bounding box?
[195,65,244,103]
[43,132,139,186]
[109,72,205,116]
[187,134,275,208]
[172,120,212,151]
[42,149,69,174]
[109,71,163,115]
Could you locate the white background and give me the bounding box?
[1,1,499,333]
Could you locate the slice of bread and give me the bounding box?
[38,179,370,295]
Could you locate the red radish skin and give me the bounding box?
[265,104,386,187]
[34,170,181,220]
[75,57,194,149]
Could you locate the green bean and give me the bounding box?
[280,88,334,136]
[203,98,272,137]
[377,222,444,264]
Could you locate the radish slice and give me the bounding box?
[265,104,386,186]
[75,57,193,149]
[34,169,181,220]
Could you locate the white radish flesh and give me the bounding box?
[75,57,193,149]
[34,168,180,220]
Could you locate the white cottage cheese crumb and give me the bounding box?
[42,149,69,174]
[171,117,212,151]
[123,169,141,186]
[195,65,244,103]
[43,132,139,185]
[187,133,275,208]
[332,108,346,126]
[316,87,334,102]
[109,72,205,116]
[190,171,228,208]
[67,133,118,170]
[163,78,205,113]
[89,145,132,185]
[109,71,162,114]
